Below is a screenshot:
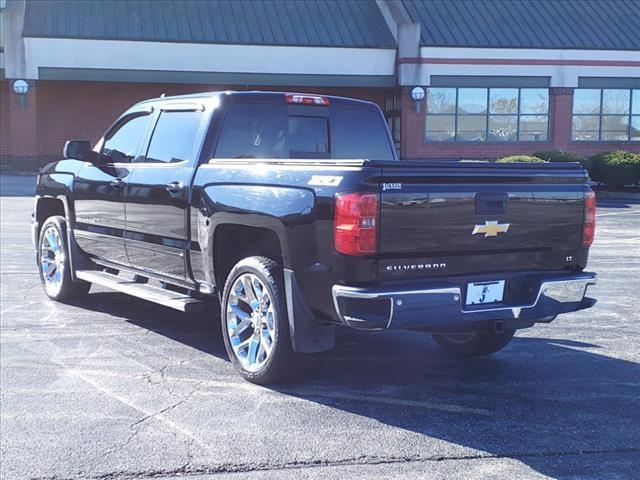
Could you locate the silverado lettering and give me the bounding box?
[385,263,447,271]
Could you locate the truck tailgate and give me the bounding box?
[377,162,588,278]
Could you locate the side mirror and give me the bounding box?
[63,140,92,161]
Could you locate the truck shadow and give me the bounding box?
[72,291,640,478]
[298,332,640,478]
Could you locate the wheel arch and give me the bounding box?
[34,168,79,238]
[35,196,68,233]
[212,222,286,290]
[34,189,88,281]
[194,182,315,290]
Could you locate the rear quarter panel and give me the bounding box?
[190,161,381,320]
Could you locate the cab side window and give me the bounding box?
[144,111,203,163]
[102,114,152,164]
[215,104,288,159]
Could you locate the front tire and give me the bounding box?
[221,256,294,385]
[432,329,515,358]
[37,216,91,302]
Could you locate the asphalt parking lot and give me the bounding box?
[1,174,639,480]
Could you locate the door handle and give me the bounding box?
[166,181,185,194]
[110,178,125,189]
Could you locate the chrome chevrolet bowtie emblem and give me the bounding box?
[472,220,510,237]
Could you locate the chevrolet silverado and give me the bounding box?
[32,91,597,384]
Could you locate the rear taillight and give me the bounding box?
[582,188,596,247]
[334,192,378,256]
[285,94,330,106]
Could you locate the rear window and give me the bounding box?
[289,116,329,158]
[215,102,395,160]
[330,108,395,161]
[215,104,287,159]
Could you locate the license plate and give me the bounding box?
[466,280,505,306]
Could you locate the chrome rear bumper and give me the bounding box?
[332,273,597,331]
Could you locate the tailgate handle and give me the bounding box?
[475,193,509,215]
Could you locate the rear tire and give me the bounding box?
[432,329,515,357]
[221,256,294,385]
[37,216,91,302]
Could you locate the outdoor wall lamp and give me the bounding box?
[410,86,426,113]
[12,80,30,109]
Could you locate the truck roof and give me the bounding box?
[134,90,378,110]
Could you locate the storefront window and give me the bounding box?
[425,87,549,142]
[425,115,455,142]
[457,88,487,114]
[572,89,639,141]
[633,90,640,142]
[457,115,487,141]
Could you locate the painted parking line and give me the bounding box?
[61,368,489,416]
[278,388,490,415]
[596,210,640,217]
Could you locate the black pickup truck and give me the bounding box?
[33,91,597,383]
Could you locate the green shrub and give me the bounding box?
[590,151,640,187]
[533,150,584,163]
[497,155,548,163]
[534,150,598,179]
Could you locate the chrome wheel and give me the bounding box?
[225,273,276,373]
[40,225,65,296]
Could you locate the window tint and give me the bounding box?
[330,108,395,160]
[288,116,329,157]
[216,104,287,159]
[215,103,394,161]
[145,111,202,163]
[103,114,151,163]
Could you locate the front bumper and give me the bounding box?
[332,272,597,331]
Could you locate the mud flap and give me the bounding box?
[66,227,91,282]
[284,269,335,353]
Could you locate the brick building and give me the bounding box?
[1,0,639,170]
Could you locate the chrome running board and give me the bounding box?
[76,270,204,313]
